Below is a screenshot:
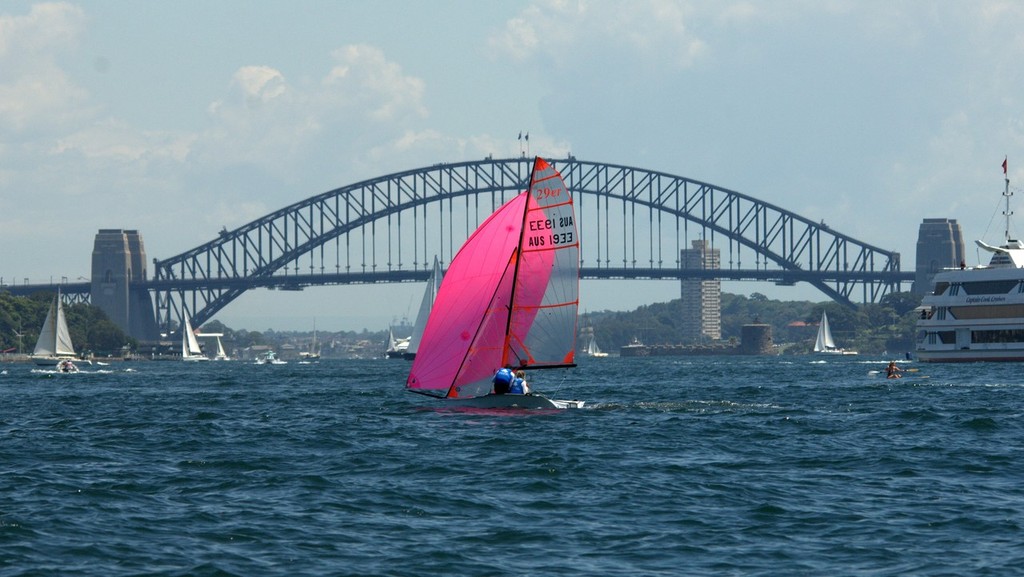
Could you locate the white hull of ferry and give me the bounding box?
[916,347,1024,363]
[916,299,1024,363]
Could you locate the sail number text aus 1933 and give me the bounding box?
[527,215,575,247]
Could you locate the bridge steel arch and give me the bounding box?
[152,157,903,334]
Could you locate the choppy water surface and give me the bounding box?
[2,356,1023,575]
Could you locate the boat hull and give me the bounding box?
[916,262,1024,363]
[915,348,1024,363]
[31,355,78,367]
[434,393,585,410]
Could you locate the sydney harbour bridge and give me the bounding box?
[7,156,912,340]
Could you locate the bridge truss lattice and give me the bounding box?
[152,157,905,333]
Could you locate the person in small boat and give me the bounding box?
[509,370,531,395]
[885,360,903,379]
[59,360,76,373]
[493,367,514,394]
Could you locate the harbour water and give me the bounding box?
[2,356,1022,575]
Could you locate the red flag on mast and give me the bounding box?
[1003,156,1008,174]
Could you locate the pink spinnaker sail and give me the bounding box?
[406,157,579,399]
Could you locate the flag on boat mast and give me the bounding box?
[1003,156,1008,175]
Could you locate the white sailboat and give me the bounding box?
[299,320,321,361]
[181,317,210,361]
[403,256,443,360]
[385,327,409,359]
[585,333,608,357]
[213,336,230,361]
[813,311,857,355]
[31,290,79,367]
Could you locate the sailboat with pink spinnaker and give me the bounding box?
[406,157,585,409]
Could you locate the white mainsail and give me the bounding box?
[214,336,229,361]
[32,291,77,363]
[813,311,838,352]
[182,317,209,361]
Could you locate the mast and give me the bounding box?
[1004,162,1013,242]
[501,157,540,368]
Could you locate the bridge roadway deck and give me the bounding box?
[4,268,914,298]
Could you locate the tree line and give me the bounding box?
[589,291,923,355]
[0,290,134,356]
[2,289,924,358]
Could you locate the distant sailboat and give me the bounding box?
[31,290,79,366]
[813,311,857,355]
[181,317,210,361]
[406,157,584,409]
[585,333,608,358]
[403,256,443,360]
[299,320,321,361]
[213,335,230,361]
[581,314,608,358]
[385,327,409,359]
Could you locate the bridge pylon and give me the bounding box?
[91,229,160,341]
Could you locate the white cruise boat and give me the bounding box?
[916,170,1024,362]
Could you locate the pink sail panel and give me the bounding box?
[454,253,519,398]
[508,158,580,367]
[406,193,529,396]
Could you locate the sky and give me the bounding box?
[3,1,1024,331]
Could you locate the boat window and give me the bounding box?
[960,280,1019,295]
[932,282,950,296]
[937,331,956,344]
[949,304,1024,320]
[989,254,1013,266]
[972,329,1024,343]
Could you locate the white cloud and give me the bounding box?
[488,0,706,69]
[322,44,427,122]
[0,2,91,133]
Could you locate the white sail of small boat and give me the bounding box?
[31,290,78,366]
[403,256,443,360]
[406,157,584,409]
[385,327,409,359]
[585,333,608,357]
[813,311,836,352]
[813,311,857,355]
[181,316,210,361]
[213,336,230,361]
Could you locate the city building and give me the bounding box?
[680,240,721,343]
